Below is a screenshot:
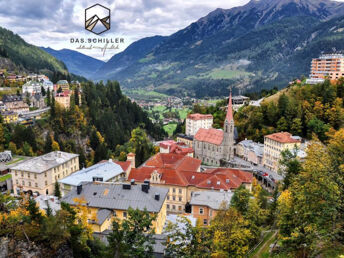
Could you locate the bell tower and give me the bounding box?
[223,89,235,160]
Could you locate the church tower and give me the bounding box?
[222,90,235,161]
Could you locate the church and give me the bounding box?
[193,92,235,166]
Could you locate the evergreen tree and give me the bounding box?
[54,182,61,199]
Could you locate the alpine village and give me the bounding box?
[1,0,344,257]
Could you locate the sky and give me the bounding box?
[0,0,251,61]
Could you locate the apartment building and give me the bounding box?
[309,54,344,80]
[62,182,168,234]
[55,90,71,109]
[186,113,213,136]
[11,151,79,195]
[190,190,233,226]
[263,132,301,172]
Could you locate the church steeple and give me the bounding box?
[226,89,233,122]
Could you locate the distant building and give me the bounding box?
[1,110,18,123]
[55,90,71,109]
[56,80,70,91]
[232,95,250,111]
[59,159,127,196]
[176,134,193,148]
[263,132,301,172]
[193,91,235,166]
[186,113,213,136]
[22,81,43,95]
[159,140,194,157]
[308,54,344,82]
[11,151,79,195]
[236,139,264,166]
[2,95,29,114]
[27,93,45,109]
[190,190,233,226]
[62,182,168,234]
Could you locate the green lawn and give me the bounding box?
[0,174,11,182]
[163,123,177,136]
[6,156,25,165]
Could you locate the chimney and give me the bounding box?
[122,184,131,190]
[154,193,160,201]
[77,185,82,195]
[141,183,149,193]
[143,180,150,189]
[127,153,136,169]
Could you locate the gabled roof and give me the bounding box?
[144,153,201,171]
[194,128,224,145]
[265,132,301,144]
[187,113,213,120]
[62,182,168,213]
[190,191,234,210]
[59,160,124,186]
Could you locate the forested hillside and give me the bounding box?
[0,27,68,75]
[0,81,165,167]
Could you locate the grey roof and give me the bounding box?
[94,209,112,225]
[11,151,79,173]
[190,190,234,210]
[62,182,168,213]
[238,139,264,157]
[56,80,69,84]
[59,160,124,186]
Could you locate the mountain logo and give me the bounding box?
[85,4,110,35]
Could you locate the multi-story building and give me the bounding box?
[186,113,213,136]
[190,190,233,226]
[62,182,168,234]
[55,90,71,109]
[11,151,79,195]
[59,159,127,196]
[56,80,70,91]
[1,111,18,123]
[128,153,252,214]
[2,95,29,114]
[22,81,43,95]
[176,134,194,148]
[193,91,235,166]
[263,132,301,172]
[236,139,264,166]
[309,54,344,81]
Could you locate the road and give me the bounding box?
[19,107,50,119]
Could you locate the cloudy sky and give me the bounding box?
[0,0,253,61]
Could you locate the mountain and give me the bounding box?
[0,26,68,74]
[93,36,167,80]
[41,47,105,79]
[92,0,344,97]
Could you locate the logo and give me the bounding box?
[85,4,110,35]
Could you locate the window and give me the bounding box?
[172,205,176,210]
[45,172,47,177]
[123,211,127,218]
[179,197,182,202]
[29,182,31,187]
[173,196,176,201]
[28,173,30,178]
[173,188,176,193]
[178,206,182,211]
[179,188,182,194]
[45,181,47,186]
[167,204,170,209]
[203,219,208,225]
[21,172,23,177]
[34,174,37,179]
[113,211,117,217]
[16,179,18,184]
[199,208,204,214]
[22,181,25,186]
[35,183,38,187]
[209,210,213,217]
[167,195,170,200]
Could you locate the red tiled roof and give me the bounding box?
[265,132,301,143]
[159,140,176,149]
[128,162,252,190]
[145,153,201,171]
[187,113,213,120]
[194,128,224,145]
[114,161,131,172]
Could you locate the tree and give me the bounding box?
[279,149,302,190]
[107,208,156,258]
[277,116,288,131]
[231,185,251,216]
[54,182,62,199]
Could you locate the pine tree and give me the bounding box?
[54,182,61,199]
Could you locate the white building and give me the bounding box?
[186,113,213,136]
[22,81,43,95]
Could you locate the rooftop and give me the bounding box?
[144,153,201,171]
[59,159,124,186]
[11,151,79,173]
[194,128,224,145]
[190,190,233,210]
[265,132,301,144]
[62,182,168,213]
[187,113,213,120]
